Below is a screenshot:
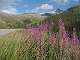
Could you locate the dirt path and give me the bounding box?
[0,29,16,36]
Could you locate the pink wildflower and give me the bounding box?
[49,32,57,47]
[71,28,79,48]
[59,18,69,48]
[39,23,49,32]
[31,28,42,40]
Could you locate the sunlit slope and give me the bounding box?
[0,12,46,28]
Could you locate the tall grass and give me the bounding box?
[0,18,80,60]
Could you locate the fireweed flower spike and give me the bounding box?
[59,18,69,48]
[71,28,79,48]
[49,32,57,47]
[31,27,42,40]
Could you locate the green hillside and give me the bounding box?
[45,5,80,33]
[0,12,45,28]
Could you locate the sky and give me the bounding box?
[0,0,80,14]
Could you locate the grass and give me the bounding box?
[0,29,80,60]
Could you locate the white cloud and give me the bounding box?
[50,0,79,3]
[40,4,53,10]
[31,4,54,13]
[50,0,68,3]
[51,11,56,13]
[1,6,17,14]
[0,0,16,9]
[0,0,17,14]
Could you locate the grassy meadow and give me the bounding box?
[0,27,80,60]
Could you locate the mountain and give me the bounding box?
[55,9,63,13]
[41,13,54,16]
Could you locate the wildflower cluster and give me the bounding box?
[26,18,79,48]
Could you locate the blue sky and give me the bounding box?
[0,0,80,14]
